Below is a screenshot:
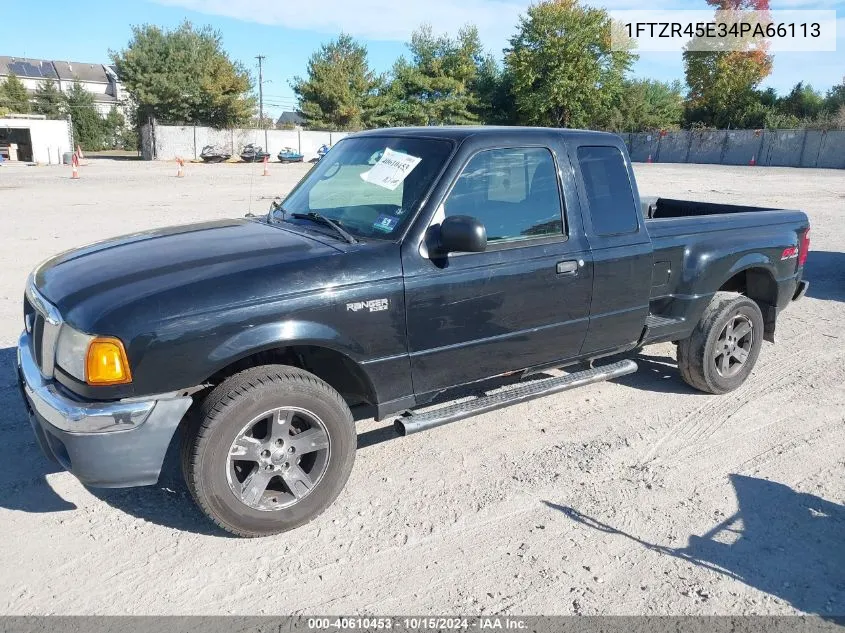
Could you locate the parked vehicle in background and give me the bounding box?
[199,145,231,163]
[240,144,270,162]
[278,147,304,163]
[17,127,810,537]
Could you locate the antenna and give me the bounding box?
[256,54,267,152]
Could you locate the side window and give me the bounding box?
[577,145,638,236]
[444,148,564,243]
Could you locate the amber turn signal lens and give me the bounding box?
[86,337,132,385]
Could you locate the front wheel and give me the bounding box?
[181,365,356,537]
[677,292,765,394]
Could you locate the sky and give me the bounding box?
[3,0,844,119]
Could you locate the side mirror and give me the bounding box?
[437,215,487,254]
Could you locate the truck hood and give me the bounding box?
[33,218,343,329]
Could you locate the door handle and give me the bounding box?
[556,260,582,275]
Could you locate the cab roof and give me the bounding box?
[350,126,621,145]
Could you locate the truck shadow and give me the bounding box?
[804,250,845,303]
[614,353,704,396]
[0,345,231,534]
[89,434,234,537]
[0,347,77,513]
[545,474,845,616]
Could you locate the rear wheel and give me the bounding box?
[677,292,764,394]
[182,365,355,537]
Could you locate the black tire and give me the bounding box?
[677,291,765,395]
[181,365,355,537]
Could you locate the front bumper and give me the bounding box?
[17,332,193,488]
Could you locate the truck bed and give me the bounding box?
[638,196,809,345]
[641,197,782,219]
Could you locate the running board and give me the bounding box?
[394,359,638,436]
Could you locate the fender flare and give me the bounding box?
[205,319,378,399]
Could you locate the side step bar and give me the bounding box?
[394,359,638,436]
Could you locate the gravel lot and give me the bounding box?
[0,158,842,615]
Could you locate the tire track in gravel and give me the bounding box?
[639,325,831,466]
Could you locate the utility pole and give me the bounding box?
[256,55,267,151]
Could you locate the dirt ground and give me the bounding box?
[0,158,842,615]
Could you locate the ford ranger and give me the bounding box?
[17,127,810,537]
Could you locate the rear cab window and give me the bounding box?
[576,146,639,236]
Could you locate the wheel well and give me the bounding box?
[204,345,377,408]
[719,267,778,339]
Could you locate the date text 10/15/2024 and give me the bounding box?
[306,617,529,630]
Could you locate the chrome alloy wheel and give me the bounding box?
[226,407,331,511]
[714,314,753,378]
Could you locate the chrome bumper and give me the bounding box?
[17,331,193,487]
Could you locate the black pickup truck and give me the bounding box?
[17,127,810,537]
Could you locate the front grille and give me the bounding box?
[32,312,45,369]
[23,294,44,371]
[24,284,62,378]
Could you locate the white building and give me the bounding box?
[0,116,72,163]
[0,56,125,116]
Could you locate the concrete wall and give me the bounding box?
[143,123,350,161]
[722,129,763,166]
[0,118,71,164]
[143,123,845,169]
[813,130,845,169]
[655,131,690,163]
[627,128,844,169]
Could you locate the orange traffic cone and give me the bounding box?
[176,157,185,178]
[76,145,84,160]
[646,154,653,164]
[262,155,270,176]
[749,155,756,166]
[71,153,80,179]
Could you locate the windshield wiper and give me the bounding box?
[290,212,357,244]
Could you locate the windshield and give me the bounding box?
[276,136,453,240]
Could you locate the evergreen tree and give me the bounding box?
[33,80,65,119]
[0,73,31,114]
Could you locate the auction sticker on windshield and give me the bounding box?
[361,148,422,191]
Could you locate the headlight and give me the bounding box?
[56,326,132,385]
[56,325,94,381]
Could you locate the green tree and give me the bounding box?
[607,79,684,132]
[292,34,383,130]
[66,80,105,150]
[101,106,127,149]
[250,114,276,129]
[383,24,486,126]
[33,80,65,119]
[683,0,773,128]
[684,48,773,127]
[757,86,779,108]
[0,73,31,114]
[776,82,825,120]
[471,55,517,125]
[504,0,635,128]
[111,21,254,127]
[824,78,845,112]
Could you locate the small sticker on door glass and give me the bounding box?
[372,214,399,232]
[360,148,422,191]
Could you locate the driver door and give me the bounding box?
[402,145,593,396]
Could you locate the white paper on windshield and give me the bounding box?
[360,148,422,191]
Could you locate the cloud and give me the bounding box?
[152,0,529,48]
